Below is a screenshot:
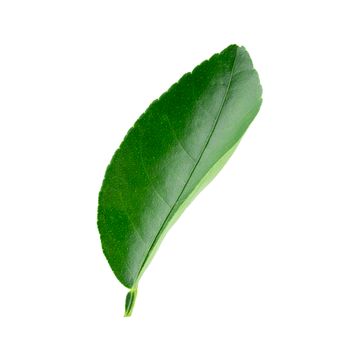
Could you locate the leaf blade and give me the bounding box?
[97,44,262,314]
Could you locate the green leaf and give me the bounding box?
[97,44,262,316]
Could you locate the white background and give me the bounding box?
[1,0,349,349]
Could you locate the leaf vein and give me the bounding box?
[116,190,148,246]
[163,114,196,163]
[137,130,173,208]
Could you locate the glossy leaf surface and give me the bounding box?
[97,45,262,316]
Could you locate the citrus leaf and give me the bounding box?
[97,44,262,316]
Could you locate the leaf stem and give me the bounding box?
[124,286,138,317]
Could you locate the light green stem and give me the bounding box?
[124,286,138,317]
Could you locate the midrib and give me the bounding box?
[134,50,238,285]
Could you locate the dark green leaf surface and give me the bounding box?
[98,44,262,316]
